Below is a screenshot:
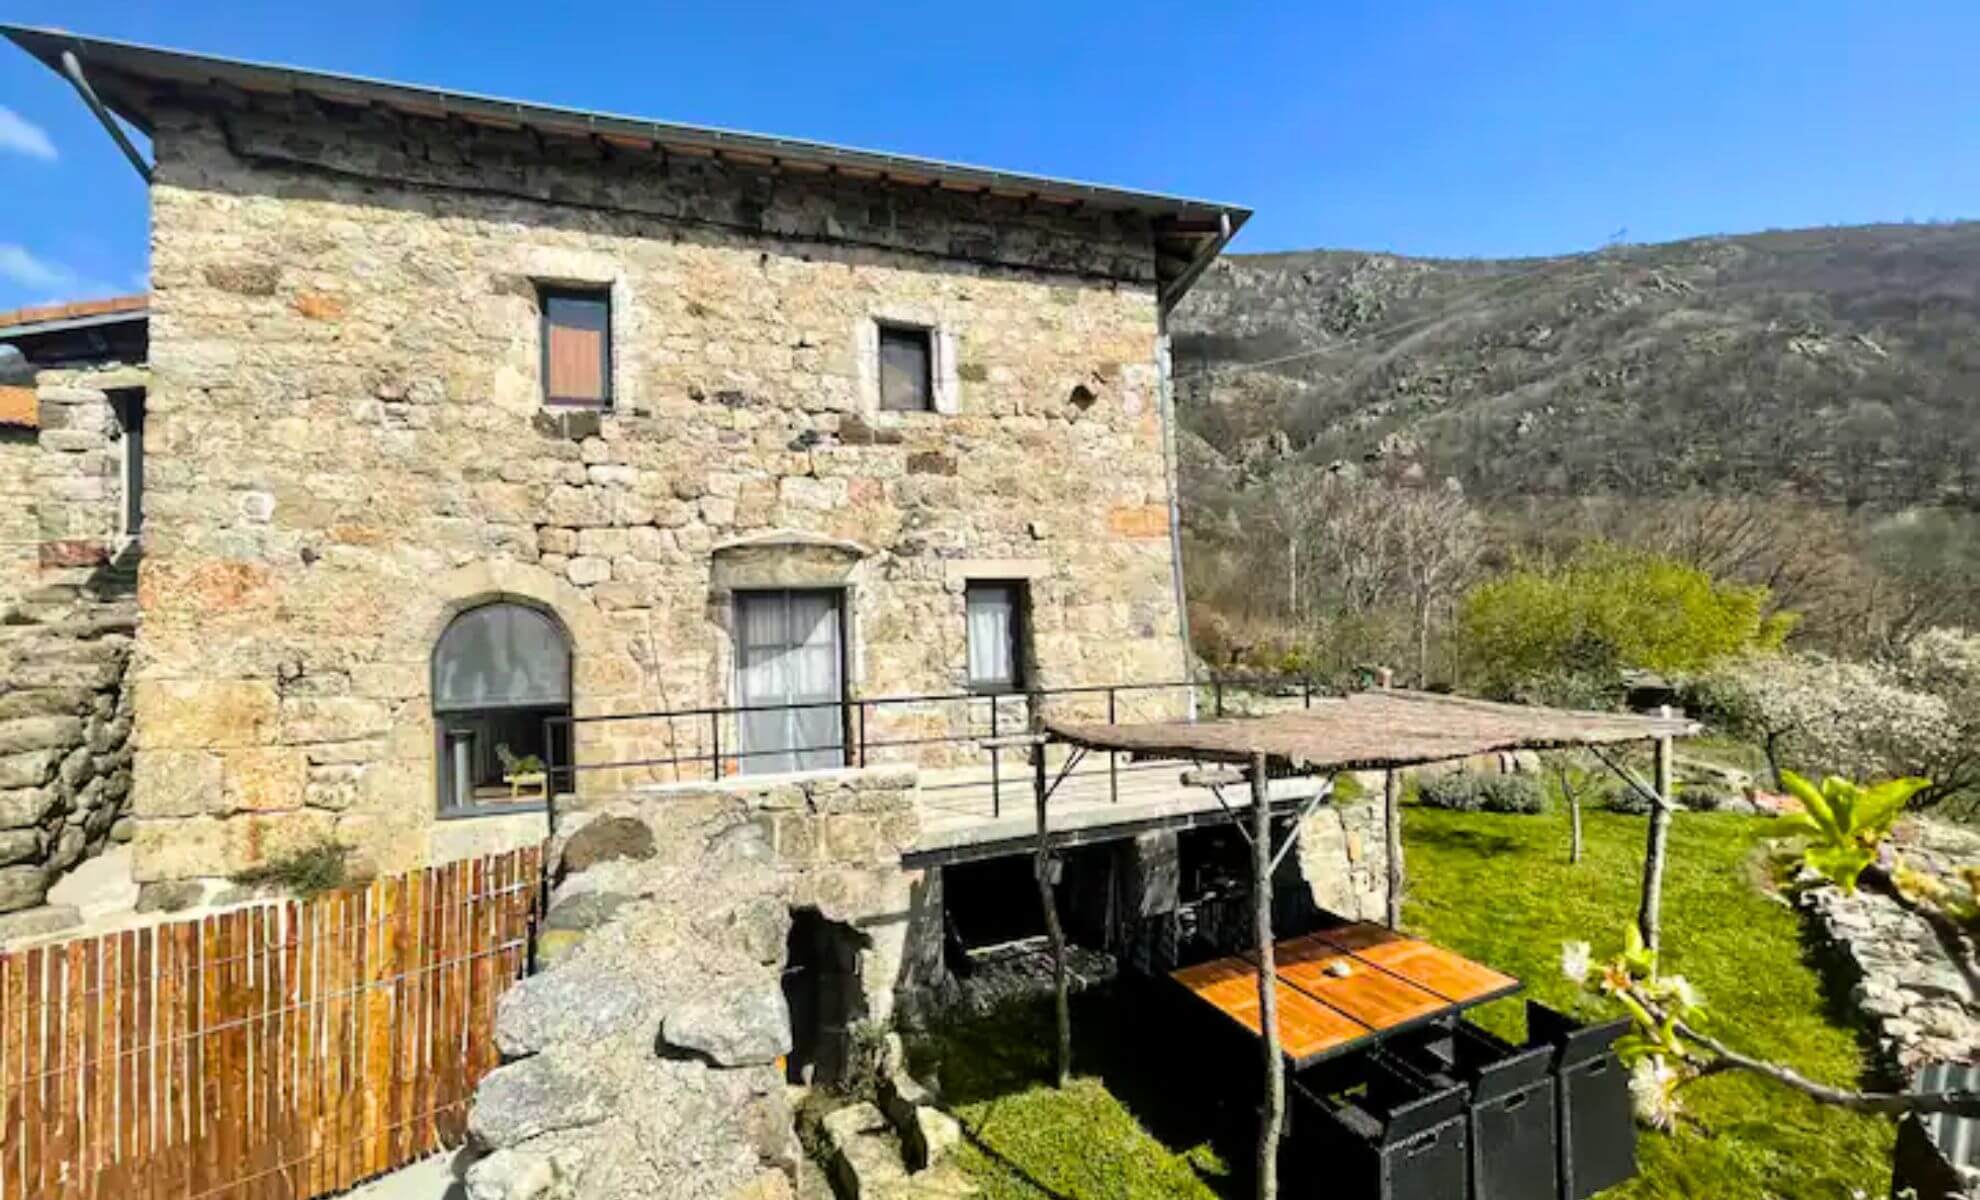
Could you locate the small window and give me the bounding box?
[111,390,144,539]
[878,324,934,412]
[965,582,1026,693]
[541,287,612,408]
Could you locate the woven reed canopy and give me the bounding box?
[1046,689,1697,772]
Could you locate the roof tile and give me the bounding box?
[0,294,148,330]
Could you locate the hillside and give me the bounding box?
[1170,222,1980,508]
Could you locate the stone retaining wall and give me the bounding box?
[1796,818,1979,1076]
[0,599,136,931]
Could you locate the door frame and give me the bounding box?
[731,586,851,774]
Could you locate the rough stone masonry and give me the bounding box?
[129,88,1190,885]
[465,767,923,1200]
[0,369,140,931]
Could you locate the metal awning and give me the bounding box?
[1047,688,1699,774]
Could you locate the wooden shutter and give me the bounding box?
[542,291,611,406]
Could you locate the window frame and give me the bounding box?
[876,321,936,413]
[964,580,1029,695]
[110,389,144,541]
[538,285,615,410]
[430,600,575,818]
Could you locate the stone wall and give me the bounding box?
[1798,818,1979,1076]
[467,766,922,1200]
[0,420,35,617]
[0,370,141,937]
[132,97,1189,883]
[0,600,136,928]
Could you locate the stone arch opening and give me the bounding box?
[782,907,872,1087]
[431,599,574,813]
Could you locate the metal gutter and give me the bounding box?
[58,48,151,182]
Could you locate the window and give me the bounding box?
[965,582,1026,693]
[432,602,573,813]
[111,390,144,539]
[540,287,612,408]
[735,590,846,775]
[877,324,934,412]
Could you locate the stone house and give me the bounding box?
[0,295,148,926]
[4,28,1253,901]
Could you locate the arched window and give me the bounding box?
[432,602,572,813]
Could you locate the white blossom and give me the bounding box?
[1561,941,1593,984]
[1665,974,1701,1011]
[1629,1057,1684,1131]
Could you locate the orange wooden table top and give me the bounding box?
[1313,922,1520,1006]
[1171,924,1520,1067]
[1170,957,1370,1063]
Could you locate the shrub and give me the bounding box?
[1458,544,1794,699]
[1416,771,1547,814]
[229,839,360,899]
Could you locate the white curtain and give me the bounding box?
[967,585,1016,689]
[736,591,844,774]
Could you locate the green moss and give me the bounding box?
[957,361,990,383]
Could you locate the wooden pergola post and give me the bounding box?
[1034,740,1072,1088]
[1384,769,1403,928]
[1638,722,1676,954]
[1250,750,1283,1200]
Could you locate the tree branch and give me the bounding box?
[1674,1018,1980,1118]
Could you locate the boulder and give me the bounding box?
[464,1147,568,1200]
[495,963,656,1058]
[661,982,792,1067]
[0,865,49,914]
[558,816,655,876]
[469,1056,608,1149]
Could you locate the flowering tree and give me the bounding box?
[1564,771,1980,1127]
[1687,653,1955,789]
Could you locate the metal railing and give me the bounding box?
[541,674,1328,817]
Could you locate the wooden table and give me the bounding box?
[1170,922,1520,1068]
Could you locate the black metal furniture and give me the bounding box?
[1526,1002,1636,1200]
[1290,1053,1471,1200]
[1390,1021,1559,1200]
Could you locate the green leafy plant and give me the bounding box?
[495,744,546,776]
[229,839,360,900]
[1762,770,1929,891]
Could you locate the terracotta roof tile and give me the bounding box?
[0,294,148,331]
[0,385,37,429]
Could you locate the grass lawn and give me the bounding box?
[915,803,1891,1199]
[1405,804,1892,1199]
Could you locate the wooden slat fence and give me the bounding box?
[0,845,544,1200]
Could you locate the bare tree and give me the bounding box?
[1390,481,1483,685]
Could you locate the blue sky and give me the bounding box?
[1,1,1976,310]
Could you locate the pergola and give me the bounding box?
[1018,687,1699,1200]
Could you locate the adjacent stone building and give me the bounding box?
[0,297,149,928]
[4,28,1248,895]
